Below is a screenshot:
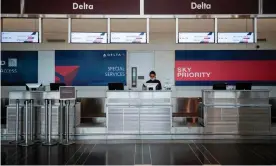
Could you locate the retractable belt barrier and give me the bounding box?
[7,87,76,147]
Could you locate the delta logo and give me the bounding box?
[55,66,80,86]
[201,32,213,43]
[132,32,145,43]
[103,53,124,58]
[26,35,35,42]
[94,37,103,43]
[93,32,106,43]
[241,32,253,43]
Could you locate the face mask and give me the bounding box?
[151,78,155,81]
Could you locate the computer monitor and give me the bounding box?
[26,83,42,91]
[50,83,66,91]
[144,83,158,91]
[108,83,124,90]
[236,83,252,90]
[213,83,227,90]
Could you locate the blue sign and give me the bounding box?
[55,50,127,86]
[1,51,38,86]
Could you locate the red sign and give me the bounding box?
[145,0,259,14]
[175,61,276,81]
[263,0,276,14]
[24,0,140,14]
[1,0,21,14]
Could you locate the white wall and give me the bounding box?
[128,51,155,90]
[38,51,55,85]
[154,50,175,86]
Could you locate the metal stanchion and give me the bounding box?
[43,99,57,146]
[30,99,41,143]
[19,100,34,146]
[9,99,22,144]
[62,100,74,145]
[44,99,48,143]
[59,100,64,144]
[29,99,33,142]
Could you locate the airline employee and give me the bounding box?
[145,71,162,90]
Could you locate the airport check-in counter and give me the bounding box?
[6,91,80,140]
[200,90,271,134]
[106,91,172,135]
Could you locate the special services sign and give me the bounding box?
[24,0,140,14]
[145,0,259,14]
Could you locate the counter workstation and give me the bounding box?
[199,90,271,135]
[106,90,172,135]
[3,89,274,141]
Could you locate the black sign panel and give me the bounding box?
[1,0,21,14]
[145,0,259,14]
[24,0,140,14]
[263,0,276,14]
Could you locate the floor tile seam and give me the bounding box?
[188,143,203,165]
[82,143,97,165]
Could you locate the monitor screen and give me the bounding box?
[110,32,146,43]
[50,83,66,91]
[218,32,254,43]
[108,83,124,90]
[213,83,227,90]
[236,83,252,90]
[1,32,39,43]
[71,32,107,43]
[178,32,214,43]
[26,83,42,91]
[144,83,158,90]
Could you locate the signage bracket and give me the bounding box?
[146,18,149,43]
[68,18,71,43]
[39,18,42,43]
[175,18,179,44]
[107,18,110,43]
[214,18,218,43]
[254,18,258,43]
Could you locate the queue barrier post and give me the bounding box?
[19,100,34,147]
[42,99,57,146]
[62,100,74,145]
[59,100,64,144]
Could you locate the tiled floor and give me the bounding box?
[1,140,276,165]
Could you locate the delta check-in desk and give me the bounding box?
[106,90,172,135]
[106,89,272,138]
[4,89,273,140]
[200,90,271,134]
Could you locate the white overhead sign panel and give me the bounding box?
[178,32,214,43]
[1,32,39,43]
[71,32,107,43]
[218,32,254,43]
[110,32,146,43]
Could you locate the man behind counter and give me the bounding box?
[145,71,162,90]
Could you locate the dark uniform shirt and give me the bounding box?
[145,79,162,90]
